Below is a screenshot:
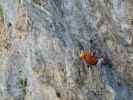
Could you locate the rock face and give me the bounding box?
[0,0,133,100]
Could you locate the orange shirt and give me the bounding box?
[80,51,97,65]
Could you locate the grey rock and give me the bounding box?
[0,0,133,100]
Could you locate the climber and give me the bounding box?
[80,51,97,66]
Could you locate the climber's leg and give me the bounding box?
[87,64,92,69]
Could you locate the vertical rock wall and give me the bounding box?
[0,0,133,100]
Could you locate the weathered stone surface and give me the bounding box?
[0,0,133,100]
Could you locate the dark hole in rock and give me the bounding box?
[78,42,84,51]
[131,21,133,25]
[117,82,121,86]
[103,57,113,69]
[17,51,20,54]
[7,22,12,27]
[5,43,11,49]
[49,24,52,28]
[103,38,106,42]
[90,39,93,43]
[56,92,61,98]
[108,63,113,68]
[18,35,22,39]
[94,92,97,95]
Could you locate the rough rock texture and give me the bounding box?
[0,0,133,100]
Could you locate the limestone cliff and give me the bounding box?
[0,0,133,100]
